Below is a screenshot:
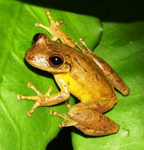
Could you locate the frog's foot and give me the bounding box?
[50,100,76,127]
[50,109,78,128]
[75,37,92,54]
[35,9,75,47]
[35,9,65,41]
[17,82,53,117]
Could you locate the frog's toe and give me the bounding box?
[58,20,65,25]
[50,109,55,116]
[45,8,51,14]
[27,110,33,117]
[65,100,71,108]
[27,101,41,117]
[58,123,63,128]
[35,22,40,27]
[45,86,53,96]
[17,94,23,101]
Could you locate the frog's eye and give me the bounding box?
[32,33,41,44]
[49,53,64,68]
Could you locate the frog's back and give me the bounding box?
[60,44,117,102]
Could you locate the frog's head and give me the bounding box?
[25,33,70,73]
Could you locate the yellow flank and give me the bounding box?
[65,74,101,102]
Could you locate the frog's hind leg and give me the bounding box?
[75,110,119,136]
[50,108,119,136]
[75,38,130,96]
[50,100,119,136]
[67,99,119,136]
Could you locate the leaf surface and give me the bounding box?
[0,0,102,149]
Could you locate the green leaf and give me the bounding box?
[1,0,144,150]
[0,0,102,149]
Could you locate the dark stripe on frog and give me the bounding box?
[73,57,88,73]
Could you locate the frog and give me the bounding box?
[17,9,130,136]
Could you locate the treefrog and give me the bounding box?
[17,9,130,136]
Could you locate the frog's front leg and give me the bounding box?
[17,80,70,116]
[35,9,75,48]
[50,100,119,136]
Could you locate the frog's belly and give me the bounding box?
[68,75,115,102]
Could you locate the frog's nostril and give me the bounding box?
[27,56,34,61]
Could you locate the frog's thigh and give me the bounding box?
[68,101,119,136]
[74,111,119,136]
[68,99,116,116]
[86,52,130,95]
[77,41,129,96]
